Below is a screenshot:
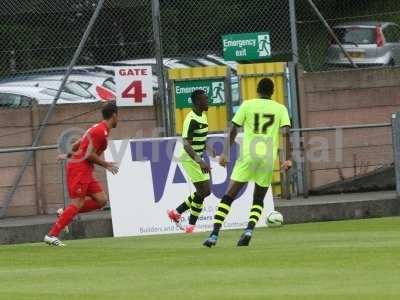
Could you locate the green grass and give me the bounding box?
[1,217,400,300]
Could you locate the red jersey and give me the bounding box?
[68,121,110,177]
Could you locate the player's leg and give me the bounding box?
[168,193,193,230]
[168,159,209,230]
[80,179,107,213]
[204,158,251,247]
[45,178,106,246]
[45,196,85,246]
[176,194,194,214]
[203,180,246,247]
[185,180,211,233]
[237,183,269,247]
[237,164,273,247]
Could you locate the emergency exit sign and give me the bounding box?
[222,32,271,61]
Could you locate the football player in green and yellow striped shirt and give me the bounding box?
[168,90,215,233]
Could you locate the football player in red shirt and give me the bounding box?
[44,102,119,246]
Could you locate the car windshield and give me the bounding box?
[74,81,92,90]
[334,27,376,45]
[103,78,116,92]
[65,82,93,98]
[41,89,78,101]
[0,93,31,108]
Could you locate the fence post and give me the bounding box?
[288,0,305,196]
[60,160,69,208]
[391,113,400,198]
[225,67,233,122]
[31,102,45,214]
[152,0,170,137]
[0,0,106,219]
[167,72,177,136]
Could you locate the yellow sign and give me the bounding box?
[169,66,228,134]
[238,62,287,196]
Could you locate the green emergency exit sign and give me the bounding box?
[222,32,271,61]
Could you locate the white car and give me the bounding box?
[36,74,116,101]
[1,69,116,101]
[0,86,99,107]
[0,79,95,100]
[326,21,400,67]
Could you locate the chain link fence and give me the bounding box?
[1,0,400,217]
[2,0,400,101]
[0,0,294,111]
[159,0,291,61]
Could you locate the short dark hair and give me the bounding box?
[102,101,118,120]
[257,78,274,96]
[191,89,206,105]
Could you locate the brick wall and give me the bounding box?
[0,103,159,217]
[298,66,400,191]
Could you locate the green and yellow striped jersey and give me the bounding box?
[181,110,209,159]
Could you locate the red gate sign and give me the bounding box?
[115,66,154,106]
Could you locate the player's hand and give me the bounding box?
[57,154,68,161]
[219,154,228,168]
[209,148,217,158]
[105,162,119,175]
[199,160,211,174]
[281,160,292,171]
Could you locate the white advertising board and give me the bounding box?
[105,135,275,237]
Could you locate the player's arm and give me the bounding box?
[57,139,81,161]
[87,129,118,175]
[280,106,292,171]
[182,118,211,173]
[86,150,118,175]
[280,126,292,171]
[71,139,81,152]
[219,124,239,167]
[219,102,246,167]
[183,138,211,174]
[206,143,217,158]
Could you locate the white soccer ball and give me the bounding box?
[266,211,284,227]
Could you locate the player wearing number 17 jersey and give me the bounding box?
[203,78,292,247]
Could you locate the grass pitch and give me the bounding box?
[1,217,400,300]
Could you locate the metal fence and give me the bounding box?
[0,0,292,82]
[2,1,400,80]
[1,0,400,218]
[291,123,395,197]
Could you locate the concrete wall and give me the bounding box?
[0,102,159,217]
[298,66,400,191]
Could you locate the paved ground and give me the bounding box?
[276,190,397,206]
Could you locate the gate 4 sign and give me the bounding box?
[115,66,153,106]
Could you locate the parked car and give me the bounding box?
[0,86,99,107]
[0,79,95,100]
[326,21,400,67]
[44,74,116,101]
[0,69,116,101]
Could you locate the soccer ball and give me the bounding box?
[266,211,284,227]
